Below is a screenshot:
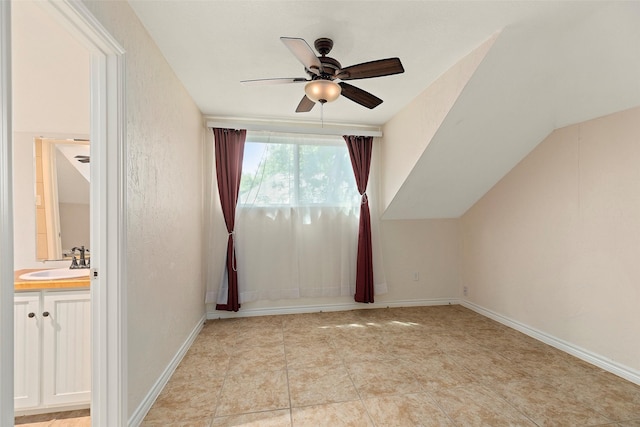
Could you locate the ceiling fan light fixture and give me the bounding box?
[304,79,341,103]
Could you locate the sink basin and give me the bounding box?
[19,268,90,281]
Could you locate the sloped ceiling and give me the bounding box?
[128,1,640,218]
[383,2,640,219]
[56,144,90,205]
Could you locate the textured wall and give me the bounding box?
[461,107,640,372]
[81,1,205,417]
[379,219,459,302]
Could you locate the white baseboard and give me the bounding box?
[461,300,640,386]
[15,403,90,417]
[128,315,206,427]
[206,298,458,319]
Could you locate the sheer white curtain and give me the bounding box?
[367,136,388,297]
[205,131,387,305]
[234,205,359,300]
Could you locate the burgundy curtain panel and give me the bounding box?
[213,128,246,311]
[344,135,375,303]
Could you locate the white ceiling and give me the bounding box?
[128,0,602,127]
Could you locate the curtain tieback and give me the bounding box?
[361,193,368,204]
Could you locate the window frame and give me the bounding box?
[239,132,358,209]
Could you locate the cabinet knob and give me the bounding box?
[42,311,50,317]
[28,312,35,318]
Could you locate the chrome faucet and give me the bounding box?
[70,246,90,269]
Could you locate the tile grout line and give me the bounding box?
[436,329,541,426]
[474,381,542,427]
[281,318,295,426]
[332,332,379,426]
[422,389,459,426]
[209,325,238,425]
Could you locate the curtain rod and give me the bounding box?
[205,117,383,137]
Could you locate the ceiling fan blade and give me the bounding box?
[338,82,383,109]
[241,77,308,86]
[295,95,316,113]
[337,58,404,80]
[281,37,322,74]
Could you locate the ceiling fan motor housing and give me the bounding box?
[312,38,341,77]
[318,56,341,77]
[314,37,333,55]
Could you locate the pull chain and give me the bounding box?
[321,102,324,128]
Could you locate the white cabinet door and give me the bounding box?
[41,290,91,407]
[14,293,41,409]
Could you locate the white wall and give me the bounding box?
[11,2,90,269]
[80,1,205,417]
[378,219,459,302]
[461,106,640,373]
[59,203,90,251]
[11,2,90,135]
[204,134,461,317]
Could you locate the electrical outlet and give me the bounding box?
[463,286,468,296]
[413,272,419,281]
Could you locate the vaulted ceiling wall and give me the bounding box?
[381,2,640,219]
[380,34,497,214]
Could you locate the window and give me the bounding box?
[206,130,387,305]
[239,133,359,208]
[229,132,361,301]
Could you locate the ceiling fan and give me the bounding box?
[241,37,405,112]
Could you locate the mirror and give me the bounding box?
[35,137,90,261]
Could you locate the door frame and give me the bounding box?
[0,1,127,425]
[0,1,15,424]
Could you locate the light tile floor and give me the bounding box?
[139,305,640,426]
[18,305,640,426]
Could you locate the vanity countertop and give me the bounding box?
[14,269,91,291]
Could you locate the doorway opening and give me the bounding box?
[12,3,91,419]
[1,1,126,425]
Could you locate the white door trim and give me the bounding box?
[0,1,15,425]
[45,2,128,425]
[3,1,128,425]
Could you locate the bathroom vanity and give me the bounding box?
[14,270,91,415]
